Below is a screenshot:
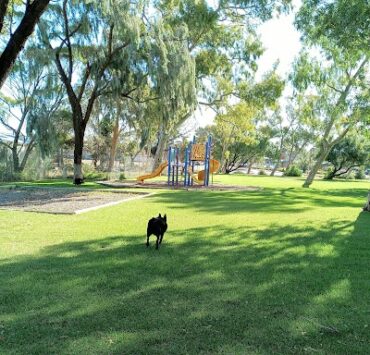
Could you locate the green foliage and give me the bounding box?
[355,168,366,180]
[325,135,369,180]
[296,0,370,56]
[324,167,334,180]
[284,165,302,177]
[258,169,267,175]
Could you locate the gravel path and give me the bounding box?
[0,187,148,214]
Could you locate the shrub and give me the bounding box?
[324,167,334,180]
[284,165,302,177]
[259,169,267,175]
[355,168,366,180]
[84,171,108,180]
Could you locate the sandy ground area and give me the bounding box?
[0,187,148,214]
[98,180,261,191]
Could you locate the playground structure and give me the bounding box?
[136,136,220,187]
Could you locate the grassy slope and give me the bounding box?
[0,175,369,354]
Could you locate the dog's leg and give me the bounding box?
[146,234,150,247]
[159,234,163,244]
[156,236,159,250]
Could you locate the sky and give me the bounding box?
[187,1,302,134]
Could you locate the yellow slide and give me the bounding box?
[190,159,221,184]
[136,162,168,183]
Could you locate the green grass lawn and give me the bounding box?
[0,175,369,354]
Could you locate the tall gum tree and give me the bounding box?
[147,0,292,170]
[38,0,148,183]
[39,0,197,182]
[0,52,62,176]
[295,0,370,188]
[291,50,369,188]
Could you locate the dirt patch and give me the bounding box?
[98,180,261,191]
[0,187,151,214]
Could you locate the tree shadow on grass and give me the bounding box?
[0,213,369,354]
[150,187,366,216]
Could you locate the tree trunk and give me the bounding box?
[152,124,168,171]
[19,140,35,172]
[12,147,21,173]
[270,159,279,176]
[73,128,85,184]
[303,147,329,187]
[363,191,370,212]
[60,147,67,178]
[286,148,294,171]
[325,172,335,180]
[247,160,254,174]
[0,0,50,88]
[107,115,120,173]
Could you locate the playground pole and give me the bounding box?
[184,147,188,186]
[206,136,212,186]
[167,147,172,186]
[175,147,179,186]
[191,136,196,186]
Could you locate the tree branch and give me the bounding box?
[0,116,17,134]
[0,0,51,88]
[62,0,73,80]
[77,62,91,102]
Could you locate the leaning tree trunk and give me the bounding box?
[303,147,329,188]
[270,158,280,176]
[363,191,370,212]
[247,160,254,174]
[152,124,168,171]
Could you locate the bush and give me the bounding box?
[324,167,334,180]
[84,171,108,180]
[284,165,302,177]
[0,166,15,182]
[355,168,366,180]
[119,173,126,180]
[258,169,267,175]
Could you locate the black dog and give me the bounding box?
[146,213,167,249]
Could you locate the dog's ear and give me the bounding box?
[163,214,167,222]
[158,213,161,218]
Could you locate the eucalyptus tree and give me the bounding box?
[149,23,197,169]
[38,0,142,183]
[294,0,370,188]
[0,0,50,88]
[214,102,256,172]
[325,135,369,180]
[296,0,370,55]
[0,52,62,177]
[39,0,198,183]
[266,108,291,176]
[146,0,291,169]
[291,50,369,187]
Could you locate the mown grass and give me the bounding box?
[0,175,369,354]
